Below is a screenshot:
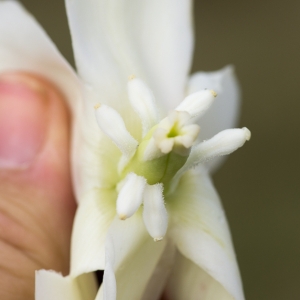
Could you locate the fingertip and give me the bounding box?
[0,72,76,274]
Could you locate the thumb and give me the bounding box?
[0,73,76,299]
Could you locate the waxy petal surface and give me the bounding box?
[71,188,116,277]
[187,66,240,172]
[36,270,98,300]
[141,241,176,300]
[98,214,167,300]
[165,252,235,300]
[168,168,245,300]
[66,0,193,111]
[0,1,81,110]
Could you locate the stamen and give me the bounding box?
[175,89,216,120]
[95,104,138,158]
[142,183,168,242]
[189,127,251,166]
[128,78,159,137]
[116,173,147,220]
[171,128,251,186]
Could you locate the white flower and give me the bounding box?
[0,1,250,300]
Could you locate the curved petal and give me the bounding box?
[167,168,245,300]
[0,1,81,110]
[188,66,240,137]
[0,1,109,201]
[66,0,193,112]
[35,270,97,300]
[187,66,240,172]
[97,213,167,300]
[165,251,235,300]
[72,93,123,201]
[141,241,176,300]
[70,188,116,277]
[66,0,194,200]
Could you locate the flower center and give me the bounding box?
[119,110,200,187]
[93,78,216,241]
[167,125,179,138]
[93,77,250,241]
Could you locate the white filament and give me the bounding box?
[116,173,147,220]
[175,89,217,120]
[142,183,168,241]
[172,128,251,187]
[95,104,138,158]
[189,127,251,166]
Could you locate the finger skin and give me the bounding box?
[0,73,76,300]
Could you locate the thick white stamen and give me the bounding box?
[128,78,159,137]
[116,173,147,220]
[189,127,251,165]
[95,104,138,158]
[176,89,216,119]
[172,128,251,186]
[142,183,168,242]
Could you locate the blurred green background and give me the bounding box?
[20,0,300,299]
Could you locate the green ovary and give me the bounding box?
[121,133,189,188]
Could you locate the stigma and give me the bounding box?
[152,110,200,155]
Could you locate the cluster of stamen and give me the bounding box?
[94,77,250,241]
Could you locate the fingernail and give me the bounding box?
[0,73,49,169]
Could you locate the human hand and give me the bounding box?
[0,73,76,299]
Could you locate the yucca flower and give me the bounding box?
[0,1,250,299]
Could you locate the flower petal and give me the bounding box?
[141,241,176,300]
[65,0,193,110]
[35,270,97,300]
[0,1,81,109]
[67,0,194,200]
[72,108,123,202]
[187,66,240,172]
[70,188,116,277]
[0,1,99,201]
[99,214,167,300]
[128,78,160,137]
[165,251,235,300]
[167,168,245,300]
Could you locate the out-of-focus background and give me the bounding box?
[20,0,300,299]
